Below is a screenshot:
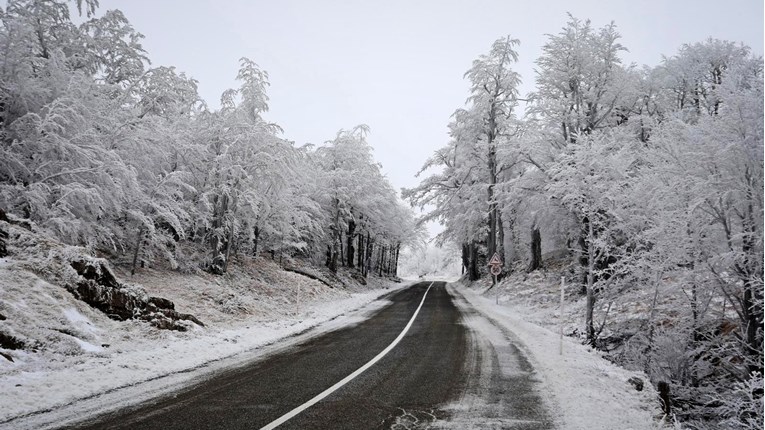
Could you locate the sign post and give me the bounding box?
[488,252,503,305]
[559,276,565,355]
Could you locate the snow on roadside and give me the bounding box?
[0,268,408,430]
[453,283,662,430]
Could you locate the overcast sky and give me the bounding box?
[100,0,763,232]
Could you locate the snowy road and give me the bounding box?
[70,282,553,429]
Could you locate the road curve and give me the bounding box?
[70,281,553,429]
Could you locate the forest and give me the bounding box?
[0,0,418,281]
[405,14,763,429]
[0,1,762,428]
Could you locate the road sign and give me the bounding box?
[488,252,503,276]
[488,253,502,267]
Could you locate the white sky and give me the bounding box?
[100,0,763,235]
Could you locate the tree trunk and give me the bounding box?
[347,216,355,268]
[742,283,762,374]
[357,229,364,269]
[339,231,345,267]
[468,241,480,281]
[487,165,497,260]
[504,207,517,268]
[388,246,394,275]
[370,244,376,276]
[222,221,234,273]
[210,194,227,259]
[389,246,393,275]
[461,242,469,275]
[484,62,502,262]
[252,226,260,257]
[528,226,542,272]
[578,216,590,294]
[130,226,146,276]
[329,196,340,273]
[643,272,662,375]
[364,232,372,278]
[383,246,391,276]
[209,193,229,275]
[498,210,505,273]
[741,167,763,374]
[694,85,701,116]
[690,279,700,387]
[585,218,596,346]
[394,243,400,277]
[329,236,339,273]
[658,382,671,416]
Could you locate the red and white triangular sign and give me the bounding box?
[488,252,502,266]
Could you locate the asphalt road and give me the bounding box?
[71,281,553,430]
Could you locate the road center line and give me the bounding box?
[259,281,434,430]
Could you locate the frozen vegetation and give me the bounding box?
[0,219,405,429]
[0,1,762,429]
[405,17,763,430]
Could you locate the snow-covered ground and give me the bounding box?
[0,253,408,430]
[454,281,665,430]
[2,240,663,430]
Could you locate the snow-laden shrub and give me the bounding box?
[41,330,83,357]
[207,291,249,315]
[715,373,764,429]
[173,244,205,274]
[643,326,695,384]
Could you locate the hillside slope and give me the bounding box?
[0,219,400,428]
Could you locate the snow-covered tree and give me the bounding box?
[405,35,523,280]
[530,14,632,146]
[316,126,417,275]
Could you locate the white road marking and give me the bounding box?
[259,282,435,430]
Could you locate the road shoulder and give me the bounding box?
[0,282,411,430]
[449,283,660,430]
[438,286,555,429]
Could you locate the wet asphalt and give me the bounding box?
[69,281,553,430]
